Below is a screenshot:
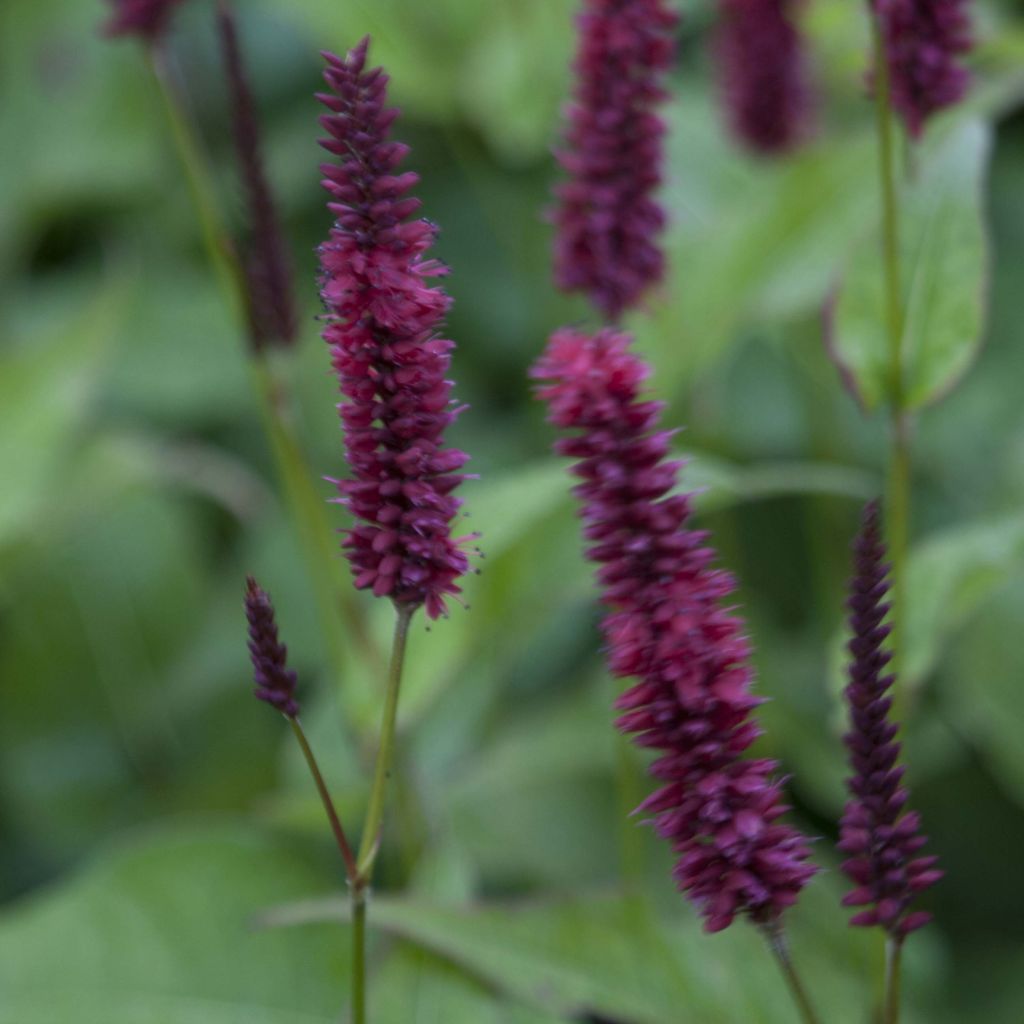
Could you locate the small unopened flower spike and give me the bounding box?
[316,38,473,619]
[103,0,185,41]
[217,0,298,350]
[717,0,814,155]
[839,502,942,938]
[533,327,816,933]
[552,0,679,321]
[873,0,972,138]
[245,576,299,718]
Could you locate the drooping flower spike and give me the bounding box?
[103,0,186,41]
[317,39,472,619]
[838,502,942,937]
[245,576,299,718]
[217,1,297,350]
[717,0,814,155]
[552,0,679,321]
[873,0,972,138]
[533,327,816,932]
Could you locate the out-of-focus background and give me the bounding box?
[2,0,1024,1021]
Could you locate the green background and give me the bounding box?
[2,0,1024,1020]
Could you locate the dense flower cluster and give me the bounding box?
[317,39,471,618]
[552,0,679,321]
[217,2,297,350]
[533,327,816,932]
[874,0,972,137]
[103,0,185,40]
[717,0,813,155]
[245,576,299,718]
[838,502,942,937]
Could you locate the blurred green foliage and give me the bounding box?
[2,0,1024,1021]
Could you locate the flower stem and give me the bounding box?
[870,8,911,701]
[288,716,358,882]
[357,603,415,877]
[351,886,367,1024]
[764,923,823,1024]
[147,43,247,322]
[884,936,904,1024]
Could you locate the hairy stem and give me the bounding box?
[357,603,415,877]
[884,936,904,1024]
[764,923,823,1024]
[870,9,911,700]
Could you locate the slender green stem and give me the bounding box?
[289,716,358,881]
[764,924,823,1024]
[351,887,367,1024]
[147,44,247,322]
[870,10,911,698]
[613,722,645,891]
[357,603,415,877]
[884,936,904,1024]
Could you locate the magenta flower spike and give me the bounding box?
[245,576,299,718]
[217,1,298,350]
[533,327,816,933]
[717,0,814,155]
[317,39,472,619]
[552,0,679,322]
[838,502,942,938]
[103,0,185,41]
[874,0,972,138]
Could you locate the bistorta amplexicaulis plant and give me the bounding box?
[317,38,473,619]
[103,0,185,40]
[717,0,814,155]
[244,575,299,718]
[873,0,972,137]
[533,327,817,936]
[552,0,679,321]
[217,0,298,350]
[839,503,942,939]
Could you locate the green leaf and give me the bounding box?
[829,119,992,412]
[268,886,874,1024]
[0,825,345,1024]
[372,946,571,1024]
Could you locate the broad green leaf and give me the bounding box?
[372,946,571,1024]
[829,119,992,412]
[268,883,880,1024]
[0,825,346,1024]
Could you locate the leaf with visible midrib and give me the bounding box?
[828,119,992,413]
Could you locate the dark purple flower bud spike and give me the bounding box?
[839,502,942,939]
[245,576,299,718]
[317,39,474,619]
[717,0,814,156]
[533,327,816,933]
[103,0,186,41]
[217,0,298,351]
[873,0,972,138]
[552,0,679,321]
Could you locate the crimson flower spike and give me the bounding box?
[103,0,186,41]
[533,327,816,933]
[316,38,474,619]
[552,0,679,322]
[838,502,942,937]
[217,0,298,350]
[873,0,972,138]
[245,576,299,718]
[717,0,814,156]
